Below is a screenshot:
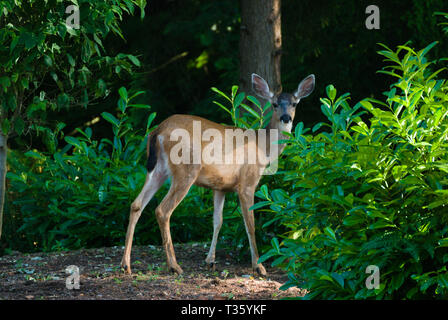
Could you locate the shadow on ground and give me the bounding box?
[0,243,306,300]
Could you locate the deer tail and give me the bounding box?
[146,129,159,173]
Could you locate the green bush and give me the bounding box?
[4,88,154,252]
[258,41,448,299]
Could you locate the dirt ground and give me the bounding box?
[0,243,306,300]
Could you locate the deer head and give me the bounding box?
[251,73,315,133]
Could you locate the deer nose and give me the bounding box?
[280,114,292,123]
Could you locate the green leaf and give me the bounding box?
[321,104,331,119]
[24,150,46,160]
[258,250,277,264]
[117,98,127,113]
[326,85,337,101]
[312,122,325,133]
[129,91,146,100]
[101,112,120,127]
[438,239,448,248]
[213,101,232,116]
[10,36,19,53]
[247,95,261,109]
[118,87,128,101]
[85,127,92,139]
[211,87,232,103]
[343,213,364,226]
[231,85,238,100]
[249,201,271,211]
[127,54,141,67]
[240,103,261,119]
[272,237,280,253]
[425,200,447,210]
[146,112,156,131]
[65,136,82,149]
[319,274,335,283]
[324,227,337,241]
[271,189,287,202]
[369,221,396,230]
[271,255,288,267]
[420,41,438,57]
[138,0,147,19]
[260,184,270,200]
[234,92,245,108]
[331,273,344,288]
[129,104,150,109]
[44,55,53,67]
[67,26,78,36]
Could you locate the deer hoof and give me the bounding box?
[255,264,267,276]
[120,262,132,274]
[206,262,216,271]
[169,264,184,275]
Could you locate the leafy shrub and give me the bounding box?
[258,42,448,299]
[212,85,272,129]
[4,88,154,252]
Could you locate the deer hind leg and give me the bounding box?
[238,188,267,276]
[156,166,200,274]
[121,168,167,274]
[205,190,226,268]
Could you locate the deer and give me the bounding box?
[120,73,315,276]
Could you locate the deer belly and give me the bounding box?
[194,164,240,191]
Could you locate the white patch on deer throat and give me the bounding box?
[278,121,292,133]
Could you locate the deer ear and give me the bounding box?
[251,73,274,100]
[294,74,315,100]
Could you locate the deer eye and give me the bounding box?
[272,103,279,109]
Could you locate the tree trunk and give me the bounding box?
[239,0,282,102]
[0,133,6,240]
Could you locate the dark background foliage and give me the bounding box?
[14,0,446,151]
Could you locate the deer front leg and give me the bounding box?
[238,188,267,276]
[205,191,225,268]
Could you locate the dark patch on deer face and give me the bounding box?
[272,93,297,125]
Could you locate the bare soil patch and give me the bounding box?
[0,243,306,300]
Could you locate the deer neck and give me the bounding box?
[264,118,291,157]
